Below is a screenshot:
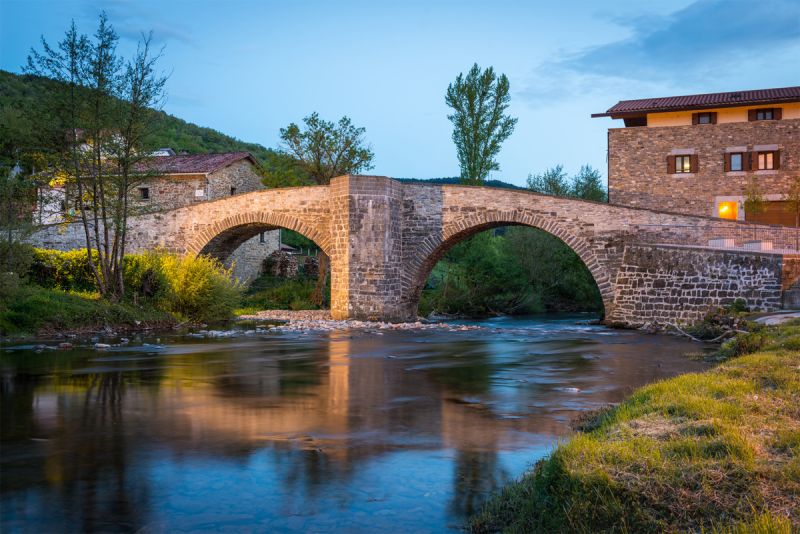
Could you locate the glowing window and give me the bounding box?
[757,152,775,170]
[718,201,738,220]
[675,155,692,173]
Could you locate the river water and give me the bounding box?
[1,315,710,533]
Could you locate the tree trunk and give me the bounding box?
[312,251,329,307]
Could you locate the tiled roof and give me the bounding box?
[592,86,800,118]
[136,152,256,174]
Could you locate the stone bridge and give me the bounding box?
[35,175,800,325]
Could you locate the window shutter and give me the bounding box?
[692,113,699,125]
[774,150,781,170]
[774,107,782,120]
[710,112,717,124]
[690,154,699,173]
[667,155,676,174]
[723,153,730,172]
[749,152,758,171]
[748,109,757,121]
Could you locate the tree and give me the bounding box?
[277,112,375,305]
[571,165,607,202]
[743,176,766,217]
[25,13,167,301]
[278,113,373,185]
[445,63,517,185]
[527,165,571,196]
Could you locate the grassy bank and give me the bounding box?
[470,322,800,533]
[0,284,175,336]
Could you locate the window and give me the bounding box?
[139,187,150,200]
[230,186,237,196]
[757,151,775,170]
[749,108,781,121]
[692,112,716,125]
[675,155,692,173]
[259,232,265,243]
[730,153,743,171]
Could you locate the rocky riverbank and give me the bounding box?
[238,309,484,333]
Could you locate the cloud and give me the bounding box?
[84,0,197,47]
[521,0,800,103]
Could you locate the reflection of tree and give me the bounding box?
[425,342,494,395]
[448,450,509,520]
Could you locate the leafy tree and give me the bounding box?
[527,165,571,196]
[572,165,607,201]
[445,63,517,184]
[25,13,167,300]
[276,112,375,305]
[278,112,373,185]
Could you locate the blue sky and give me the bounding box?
[1,0,798,186]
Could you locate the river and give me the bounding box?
[0,314,710,533]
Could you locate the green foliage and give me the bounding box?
[445,63,517,184]
[0,284,172,336]
[278,112,374,185]
[470,326,800,532]
[280,229,318,251]
[239,273,323,312]
[26,248,240,323]
[154,254,241,323]
[30,248,99,292]
[527,164,607,201]
[422,227,603,317]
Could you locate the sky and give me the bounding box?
[1,0,799,187]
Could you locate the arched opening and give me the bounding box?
[192,217,331,311]
[407,220,610,320]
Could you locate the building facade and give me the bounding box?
[593,87,800,225]
[37,151,280,282]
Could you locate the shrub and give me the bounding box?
[158,254,241,323]
[29,248,99,292]
[123,251,169,306]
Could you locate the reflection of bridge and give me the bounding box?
[36,175,800,325]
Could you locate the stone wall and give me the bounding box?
[608,244,789,326]
[226,230,280,283]
[608,118,799,217]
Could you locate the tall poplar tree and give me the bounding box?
[445,63,517,185]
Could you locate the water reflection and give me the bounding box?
[1,316,710,532]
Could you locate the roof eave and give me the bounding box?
[593,96,800,119]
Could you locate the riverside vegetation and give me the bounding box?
[469,316,800,533]
[0,245,240,336]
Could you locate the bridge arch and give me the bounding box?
[403,210,614,317]
[185,211,332,262]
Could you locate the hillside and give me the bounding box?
[0,69,277,164]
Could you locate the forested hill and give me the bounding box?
[0,69,277,164]
[397,177,523,189]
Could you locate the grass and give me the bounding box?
[469,321,800,533]
[236,273,323,315]
[0,284,174,337]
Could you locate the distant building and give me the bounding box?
[593,86,800,225]
[150,147,177,157]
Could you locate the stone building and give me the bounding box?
[593,86,800,225]
[37,151,280,282]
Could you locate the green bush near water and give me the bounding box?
[238,272,322,313]
[1,248,241,335]
[469,321,800,533]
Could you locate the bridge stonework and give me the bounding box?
[31,175,800,326]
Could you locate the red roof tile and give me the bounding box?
[136,152,257,174]
[592,86,800,118]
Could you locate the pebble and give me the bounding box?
[94,343,111,350]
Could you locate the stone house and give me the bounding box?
[593,86,800,225]
[36,151,280,282]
